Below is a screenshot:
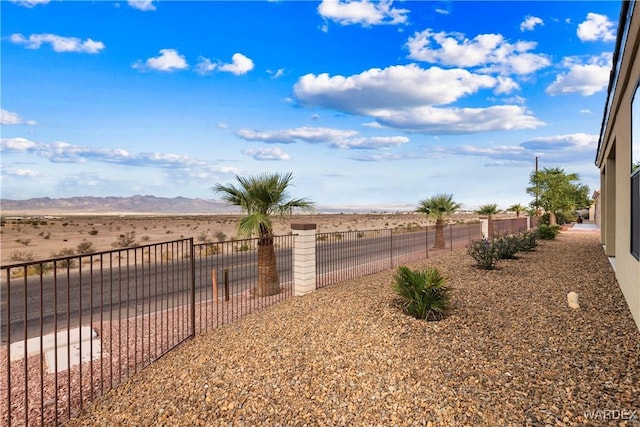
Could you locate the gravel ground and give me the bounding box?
[66,231,640,426]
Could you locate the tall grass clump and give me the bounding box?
[393,266,451,321]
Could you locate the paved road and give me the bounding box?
[1,226,481,344]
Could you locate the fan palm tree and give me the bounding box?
[507,203,526,217]
[416,193,460,249]
[214,172,314,296]
[476,203,500,219]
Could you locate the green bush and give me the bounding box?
[393,266,451,321]
[493,235,520,260]
[467,238,498,270]
[536,224,560,240]
[517,230,538,251]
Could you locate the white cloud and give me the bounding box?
[236,127,359,144]
[195,57,217,74]
[128,0,156,11]
[1,137,39,151]
[295,64,497,113]
[362,121,383,128]
[580,109,592,114]
[242,147,290,161]
[133,49,188,72]
[0,137,209,168]
[521,133,597,152]
[318,0,409,26]
[1,167,40,177]
[0,109,37,126]
[546,53,612,96]
[435,8,449,15]
[9,33,104,54]
[406,30,550,75]
[520,16,543,32]
[294,64,543,134]
[373,105,544,134]
[267,68,285,79]
[197,53,254,76]
[8,0,49,7]
[577,13,616,42]
[330,135,409,149]
[219,53,254,75]
[236,126,409,149]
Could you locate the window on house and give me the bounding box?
[632,80,639,260]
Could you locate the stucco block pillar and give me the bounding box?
[291,223,316,296]
[481,219,489,238]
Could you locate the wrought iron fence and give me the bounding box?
[316,222,485,288]
[1,217,529,425]
[192,235,294,334]
[1,239,195,426]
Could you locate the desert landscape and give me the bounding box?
[0,211,502,265]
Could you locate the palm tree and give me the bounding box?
[476,203,500,219]
[416,193,460,249]
[507,203,526,217]
[214,172,314,296]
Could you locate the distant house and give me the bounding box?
[595,1,640,330]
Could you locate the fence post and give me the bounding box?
[190,238,196,338]
[481,219,489,238]
[292,223,317,296]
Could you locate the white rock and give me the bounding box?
[567,292,579,309]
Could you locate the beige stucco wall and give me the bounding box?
[596,2,640,330]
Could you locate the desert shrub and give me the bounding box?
[356,232,365,238]
[15,238,31,246]
[199,244,221,256]
[333,232,343,240]
[236,243,250,252]
[52,248,77,268]
[88,228,99,236]
[112,231,138,248]
[517,230,538,251]
[316,234,328,241]
[393,266,451,321]
[141,235,150,242]
[9,250,35,262]
[467,238,498,270]
[493,235,520,260]
[77,240,96,254]
[536,224,560,240]
[214,231,227,242]
[197,231,209,243]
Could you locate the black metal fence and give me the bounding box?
[1,217,528,425]
[1,239,195,426]
[316,222,484,288]
[192,235,294,334]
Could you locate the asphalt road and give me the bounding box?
[1,227,481,344]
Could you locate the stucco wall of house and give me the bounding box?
[597,1,640,330]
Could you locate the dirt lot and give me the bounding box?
[0,213,485,265]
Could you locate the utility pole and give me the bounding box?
[535,156,540,217]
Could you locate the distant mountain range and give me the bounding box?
[0,195,413,215]
[0,195,237,215]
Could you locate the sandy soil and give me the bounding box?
[0,213,492,265]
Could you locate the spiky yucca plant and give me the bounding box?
[393,266,451,321]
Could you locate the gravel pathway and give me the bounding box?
[67,231,640,426]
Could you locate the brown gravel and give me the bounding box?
[66,231,640,426]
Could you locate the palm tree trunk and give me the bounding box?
[256,232,280,296]
[549,212,557,226]
[434,219,445,249]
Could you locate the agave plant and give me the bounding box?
[393,266,451,321]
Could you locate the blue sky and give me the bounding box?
[1,0,620,211]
